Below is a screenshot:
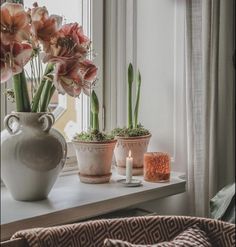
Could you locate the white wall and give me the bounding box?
[137,0,175,156]
[135,0,189,216]
[136,0,186,173]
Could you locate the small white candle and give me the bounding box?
[126,150,133,183]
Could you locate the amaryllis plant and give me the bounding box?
[0,2,97,112]
[111,63,150,137]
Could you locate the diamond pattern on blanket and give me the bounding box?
[12,216,235,247]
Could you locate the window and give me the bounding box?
[104,0,186,172]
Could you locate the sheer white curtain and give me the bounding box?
[185,0,235,217]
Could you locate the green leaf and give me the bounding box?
[128,63,133,128]
[20,70,31,112]
[128,63,133,85]
[134,70,141,128]
[91,90,99,114]
[13,74,24,112]
[31,63,54,112]
[39,79,52,112]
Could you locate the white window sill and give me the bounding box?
[1,170,186,241]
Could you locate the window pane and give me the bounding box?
[24,0,82,23]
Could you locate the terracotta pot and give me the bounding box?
[72,139,117,183]
[114,134,151,175]
[1,112,67,201]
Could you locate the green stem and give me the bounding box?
[128,63,133,129]
[90,110,94,130]
[134,70,141,128]
[91,90,99,131]
[39,79,52,112]
[128,82,133,129]
[31,63,54,112]
[45,85,56,109]
[92,113,99,131]
[13,74,24,112]
[31,81,45,112]
[20,70,31,112]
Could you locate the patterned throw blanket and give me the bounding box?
[12,216,235,247]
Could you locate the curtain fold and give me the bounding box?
[185,0,235,217]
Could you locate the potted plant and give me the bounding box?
[112,63,151,175]
[72,90,116,184]
[0,2,97,200]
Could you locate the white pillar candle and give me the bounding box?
[126,150,133,183]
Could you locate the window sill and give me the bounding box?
[1,170,186,241]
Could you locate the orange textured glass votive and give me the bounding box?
[144,152,170,182]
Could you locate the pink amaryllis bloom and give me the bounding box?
[30,3,62,46]
[0,41,33,83]
[54,59,97,97]
[0,3,30,44]
[43,23,90,64]
[79,60,98,83]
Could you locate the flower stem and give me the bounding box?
[134,70,141,128]
[13,74,24,112]
[31,81,44,112]
[128,63,133,129]
[90,110,93,130]
[92,113,99,131]
[31,63,54,112]
[39,79,52,112]
[46,85,56,108]
[91,90,99,131]
[20,70,31,112]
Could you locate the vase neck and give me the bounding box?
[15,112,46,128]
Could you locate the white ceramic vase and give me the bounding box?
[72,140,117,183]
[114,134,151,175]
[1,112,67,201]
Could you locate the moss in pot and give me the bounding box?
[112,63,151,175]
[73,91,116,184]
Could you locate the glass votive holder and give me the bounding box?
[144,152,170,182]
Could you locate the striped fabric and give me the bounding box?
[104,225,212,246]
[12,216,235,247]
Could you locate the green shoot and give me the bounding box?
[91,90,99,131]
[134,70,141,128]
[128,63,133,129]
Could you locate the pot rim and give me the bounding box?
[72,139,117,144]
[115,134,152,140]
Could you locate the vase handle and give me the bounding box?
[39,114,53,132]
[52,128,68,169]
[46,113,55,125]
[4,114,20,135]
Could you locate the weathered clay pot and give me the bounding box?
[114,134,151,175]
[1,112,67,201]
[72,139,117,183]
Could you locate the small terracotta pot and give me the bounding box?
[114,134,151,175]
[72,139,117,183]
